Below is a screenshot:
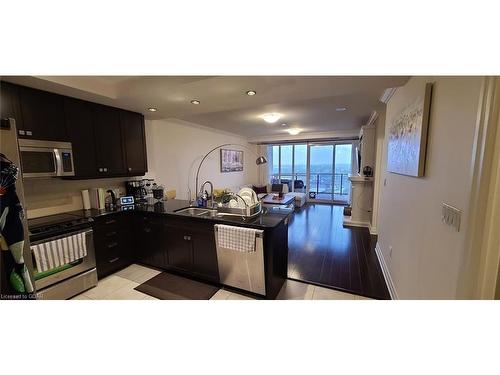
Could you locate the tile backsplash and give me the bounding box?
[23,177,127,218]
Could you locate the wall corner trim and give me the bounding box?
[375,242,398,300]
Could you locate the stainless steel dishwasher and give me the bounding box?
[214,224,265,295]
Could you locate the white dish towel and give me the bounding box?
[216,224,257,253]
[31,232,88,272]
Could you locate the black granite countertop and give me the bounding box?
[67,199,292,229]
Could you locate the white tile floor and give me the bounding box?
[71,264,371,300]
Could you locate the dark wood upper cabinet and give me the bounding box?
[0,82,23,128]
[17,85,67,140]
[2,81,147,179]
[63,97,98,177]
[92,104,126,176]
[120,110,147,175]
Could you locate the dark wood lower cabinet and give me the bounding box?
[130,215,219,283]
[162,219,219,282]
[93,214,133,279]
[191,226,219,281]
[133,215,166,268]
[91,211,287,298]
[94,213,221,283]
[164,223,192,272]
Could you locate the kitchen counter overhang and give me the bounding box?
[81,199,292,229]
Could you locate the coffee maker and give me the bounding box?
[125,180,147,203]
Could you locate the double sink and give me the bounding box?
[175,202,263,219]
[175,207,221,218]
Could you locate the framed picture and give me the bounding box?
[220,149,244,172]
[387,82,433,177]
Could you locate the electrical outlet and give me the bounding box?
[442,203,461,232]
[389,246,393,258]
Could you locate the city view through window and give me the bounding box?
[270,143,353,202]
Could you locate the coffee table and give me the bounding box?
[260,193,295,207]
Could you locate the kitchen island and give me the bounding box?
[68,199,292,299]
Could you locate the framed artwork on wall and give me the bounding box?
[387,82,433,177]
[220,149,244,172]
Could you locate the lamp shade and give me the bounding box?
[256,156,267,165]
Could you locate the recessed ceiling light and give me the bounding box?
[336,107,347,112]
[246,90,256,96]
[260,113,282,123]
[147,107,157,112]
[191,99,200,105]
[287,129,301,135]
[281,123,288,127]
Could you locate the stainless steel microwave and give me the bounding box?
[18,139,75,178]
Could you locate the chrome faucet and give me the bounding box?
[199,180,214,208]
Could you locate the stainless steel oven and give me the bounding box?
[18,139,75,178]
[28,214,97,299]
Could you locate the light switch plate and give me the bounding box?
[442,203,461,232]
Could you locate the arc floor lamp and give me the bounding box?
[194,143,267,199]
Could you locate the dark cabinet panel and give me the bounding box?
[134,215,166,268]
[93,215,133,279]
[162,219,218,281]
[120,110,147,176]
[191,228,219,281]
[18,85,66,140]
[164,223,193,272]
[0,81,23,128]
[63,98,98,177]
[92,104,126,176]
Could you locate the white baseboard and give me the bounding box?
[369,223,378,235]
[375,242,398,300]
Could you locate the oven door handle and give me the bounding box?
[30,229,94,246]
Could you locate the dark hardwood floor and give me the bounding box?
[288,203,390,299]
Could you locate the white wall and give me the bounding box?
[145,119,260,200]
[377,76,483,299]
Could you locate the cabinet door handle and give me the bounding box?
[109,257,120,263]
[144,227,151,233]
[26,130,33,136]
[184,235,191,241]
[105,219,116,225]
[99,168,103,172]
[128,167,132,172]
[105,231,117,237]
[107,242,118,248]
[18,130,25,135]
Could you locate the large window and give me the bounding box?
[269,141,354,202]
[269,144,307,192]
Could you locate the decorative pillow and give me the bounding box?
[252,185,267,195]
[271,183,283,193]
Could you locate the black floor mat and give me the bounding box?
[135,272,219,300]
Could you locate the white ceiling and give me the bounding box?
[3,76,409,139]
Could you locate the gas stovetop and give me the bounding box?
[28,212,93,240]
